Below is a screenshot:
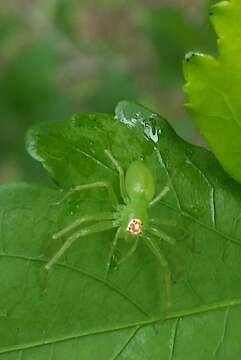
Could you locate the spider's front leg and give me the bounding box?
[52,212,116,241]
[104,227,122,279]
[148,185,170,208]
[117,236,140,267]
[105,234,140,279]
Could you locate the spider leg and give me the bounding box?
[41,219,119,291]
[149,164,178,208]
[147,227,176,246]
[52,212,117,240]
[104,149,129,204]
[55,181,118,209]
[142,235,172,311]
[104,227,122,279]
[148,185,170,208]
[105,234,140,280]
[42,212,117,257]
[116,236,140,266]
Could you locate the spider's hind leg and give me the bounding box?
[116,236,140,267]
[41,213,119,292]
[143,235,172,313]
[54,181,119,209]
[148,185,170,208]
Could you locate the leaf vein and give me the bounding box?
[185,156,216,228]
[71,146,112,172]
[1,299,241,356]
[18,350,24,360]
[211,87,241,131]
[0,253,150,318]
[48,343,55,360]
[213,306,230,359]
[111,326,141,360]
[155,148,181,209]
[169,318,180,360]
[162,202,241,247]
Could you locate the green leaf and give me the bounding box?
[183,0,241,184]
[1,101,241,358]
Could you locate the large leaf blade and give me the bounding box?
[1,101,241,357]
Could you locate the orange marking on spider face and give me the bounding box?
[127,218,143,236]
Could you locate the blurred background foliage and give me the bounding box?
[0,0,216,184]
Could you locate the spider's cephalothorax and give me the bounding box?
[121,159,154,236]
[44,149,175,309]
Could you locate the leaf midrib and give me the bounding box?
[0,252,149,317]
[1,296,241,356]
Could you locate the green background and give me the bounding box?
[0,0,216,184]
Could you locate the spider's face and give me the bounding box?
[122,197,147,237]
[127,218,143,236]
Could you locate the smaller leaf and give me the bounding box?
[183,0,241,184]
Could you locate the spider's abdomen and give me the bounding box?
[125,160,155,202]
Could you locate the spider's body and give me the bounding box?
[122,196,147,235]
[121,160,154,235]
[125,160,155,202]
[44,149,175,309]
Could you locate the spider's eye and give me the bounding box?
[127,218,143,236]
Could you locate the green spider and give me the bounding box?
[44,149,175,307]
